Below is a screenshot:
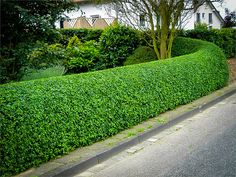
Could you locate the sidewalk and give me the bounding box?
[16,82,236,177]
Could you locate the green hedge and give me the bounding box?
[179,28,236,58]
[60,28,103,42]
[0,38,229,176]
[99,24,140,68]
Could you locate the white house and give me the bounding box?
[184,1,225,29]
[62,0,224,30]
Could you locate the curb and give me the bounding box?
[42,86,236,177]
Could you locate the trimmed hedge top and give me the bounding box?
[0,38,229,176]
[60,28,103,42]
[179,28,236,58]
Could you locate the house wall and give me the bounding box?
[65,3,116,19]
[195,3,222,29]
[182,3,222,30]
[64,2,222,30]
[60,3,117,29]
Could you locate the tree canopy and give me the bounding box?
[97,0,224,59]
[223,8,236,28]
[1,0,78,47]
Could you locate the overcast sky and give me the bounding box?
[223,0,236,11]
[214,0,236,16]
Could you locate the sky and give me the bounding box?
[223,0,236,11]
[214,0,236,16]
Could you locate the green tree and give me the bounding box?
[223,8,236,28]
[97,0,223,59]
[0,0,78,47]
[0,0,78,83]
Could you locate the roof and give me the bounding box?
[207,1,225,23]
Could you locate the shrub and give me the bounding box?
[43,29,64,44]
[0,38,229,176]
[99,24,140,68]
[66,35,82,48]
[194,22,208,30]
[65,36,102,73]
[60,28,103,43]
[124,46,157,65]
[179,28,236,58]
[27,42,67,69]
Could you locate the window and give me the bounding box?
[202,13,205,19]
[140,14,145,27]
[90,15,100,24]
[209,13,213,24]
[90,15,100,18]
[196,13,201,23]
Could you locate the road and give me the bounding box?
[75,93,236,177]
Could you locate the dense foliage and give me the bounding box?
[0,25,140,84]
[0,0,77,84]
[179,28,236,58]
[0,38,229,177]
[223,9,236,28]
[99,24,140,68]
[124,46,157,66]
[60,28,103,43]
[65,36,103,73]
[27,42,66,69]
[1,0,76,46]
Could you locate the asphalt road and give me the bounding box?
[75,93,236,177]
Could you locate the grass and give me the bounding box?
[157,117,167,124]
[126,132,137,138]
[21,65,65,81]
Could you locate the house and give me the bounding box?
[62,0,224,30]
[183,1,225,29]
[62,0,117,29]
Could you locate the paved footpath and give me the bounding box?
[74,93,236,177]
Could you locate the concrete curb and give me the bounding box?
[42,86,236,177]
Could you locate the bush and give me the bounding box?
[194,22,208,30]
[99,24,140,68]
[65,36,102,73]
[66,35,82,48]
[179,28,236,58]
[27,42,67,69]
[60,28,103,43]
[43,29,64,44]
[124,46,157,65]
[0,38,229,176]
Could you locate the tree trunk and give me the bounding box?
[167,33,174,58]
[159,1,169,59]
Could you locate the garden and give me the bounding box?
[1,24,235,176]
[2,1,236,176]
[1,26,235,84]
